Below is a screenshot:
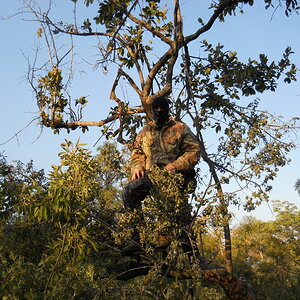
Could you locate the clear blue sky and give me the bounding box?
[1,1,300,223]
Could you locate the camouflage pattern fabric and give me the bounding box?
[130,118,200,174]
[121,119,200,253]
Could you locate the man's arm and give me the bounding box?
[130,131,146,180]
[164,162,177,172]
[170,125,200,172]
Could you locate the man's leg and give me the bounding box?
[176,174,196,252]
[122,177,152,211]
[121,177,152,254]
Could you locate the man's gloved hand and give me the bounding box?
[131,168,145,180]
[164,163,177,172]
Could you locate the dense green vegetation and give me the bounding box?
[1,144,299,299]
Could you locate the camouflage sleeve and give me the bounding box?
[171,125,200,172]
[130,130,146,173]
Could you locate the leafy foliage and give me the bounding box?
[24,0,298,213]
[1,148,299,298]
[232,202,300,299]
[0,142,127,299]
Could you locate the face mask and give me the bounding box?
[151,97,170,128]
[152,107,169,127]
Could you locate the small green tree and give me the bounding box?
[0,142,128,299]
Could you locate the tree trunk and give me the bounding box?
[201,269,256,300]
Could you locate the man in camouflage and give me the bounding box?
[122,96,200,252]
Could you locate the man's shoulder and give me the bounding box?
[140,119,191,133]
[136,123,155,137]
[141,123,155,132]
[170,119,191,131]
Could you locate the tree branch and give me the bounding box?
[182,44,233,278]
[185,0,242,44]
[40,106,144,130]
[116,68,142,97]
[111,0,173,47]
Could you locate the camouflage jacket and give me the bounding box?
[130,118,200,174]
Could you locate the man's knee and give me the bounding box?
[122,177,152,210]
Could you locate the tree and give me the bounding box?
[0,142,128,299]
[232,201,300,299]
[11,0,300,298]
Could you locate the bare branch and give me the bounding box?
[185,0,241,45]
[0,117,40,146]
[114,68,142,98]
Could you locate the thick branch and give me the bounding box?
[143,48,174,97]
[174,0,184,46]
[40,106,144,130]
[146,49,178,106]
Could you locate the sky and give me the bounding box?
[1,1,300,223]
